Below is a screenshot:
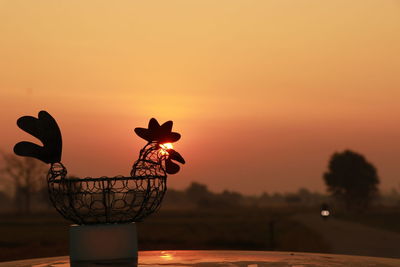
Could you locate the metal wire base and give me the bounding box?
[47,143,168,224]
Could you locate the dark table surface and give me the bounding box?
[0,250,400,267]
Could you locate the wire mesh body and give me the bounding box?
[47,143,168,225]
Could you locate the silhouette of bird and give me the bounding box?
[14,111,185,224]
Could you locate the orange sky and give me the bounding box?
[1,1,400,194]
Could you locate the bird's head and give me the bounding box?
[134,118,185,174]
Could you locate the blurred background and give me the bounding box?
[1,0,400,262]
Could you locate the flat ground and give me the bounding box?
[3,208,399,262]
[0,208,328,262]
[292,213,400,258]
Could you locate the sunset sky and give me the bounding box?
[1,1,400,195]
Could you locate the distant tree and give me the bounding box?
[37,184,53,209]
[218,190,243,207]
[185,182,211,202]
[323,150,379,210]
[271,192,284,202]
[163,188,189,208]
[0,190,12,212]
[284,193,301,204]
[0,153,47,213]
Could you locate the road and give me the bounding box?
[292,213,400,258]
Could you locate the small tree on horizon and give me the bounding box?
[323,150,379,210]
[0,153,47,213]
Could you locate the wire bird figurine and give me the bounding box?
[14,111,185,225]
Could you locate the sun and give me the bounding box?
[160,143,174,150]
[159,143,174,155]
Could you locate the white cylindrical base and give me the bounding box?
[69,223,137,266]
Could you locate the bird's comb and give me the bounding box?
[14,111,62,164]
[134,118,181,143]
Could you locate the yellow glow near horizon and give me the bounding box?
[159,143,174,155]
[161,143,174,150]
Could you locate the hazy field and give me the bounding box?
[334,207,400,234]
[0,207,329,262]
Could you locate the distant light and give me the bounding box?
[321,210,330,217]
